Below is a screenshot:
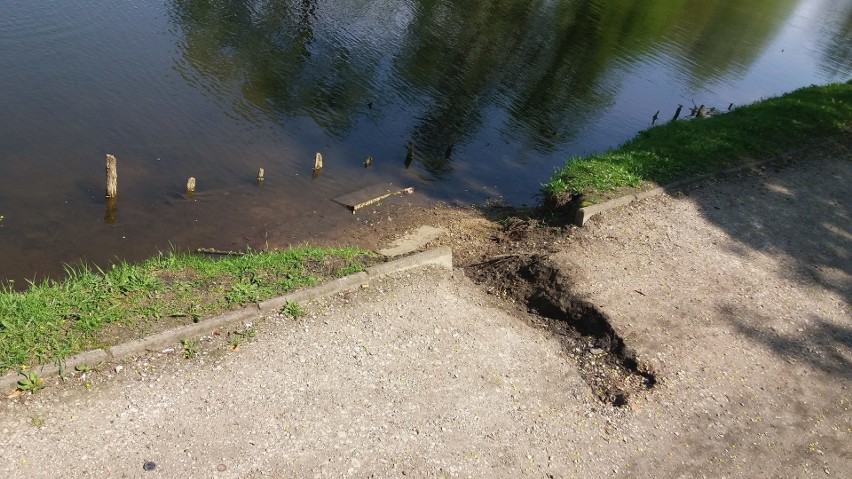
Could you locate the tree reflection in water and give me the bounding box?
[170,0,798,175]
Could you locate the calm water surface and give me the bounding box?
[1,0,850,283]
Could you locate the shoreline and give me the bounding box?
[4,81,850,385]
[545,81,852,205]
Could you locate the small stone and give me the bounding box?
[590,348,605,355]
[115,365,124,373]
[217,464,227,472]
[143,461,156,471]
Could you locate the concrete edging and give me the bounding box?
[0,349,109,392]
[573,158,780,226]
[1,247,453,392]
[366,246,452,276]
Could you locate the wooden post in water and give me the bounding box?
[186,177,196,198]
[257,168,264,184]
[312,152,323,179]
[104,154,118,224]
[105,154,117,198]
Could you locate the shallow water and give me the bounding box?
[1,0,850,283]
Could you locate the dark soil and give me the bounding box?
[466,253,655,407]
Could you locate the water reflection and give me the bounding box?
[171,0,379,135]
[818,1,852,77]
[170,0,802,176]
[1,0,849,285]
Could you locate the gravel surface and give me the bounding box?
[556,152,851,477]
[0,269,617,478]
[0,150,848,478]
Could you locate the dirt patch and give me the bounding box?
[342,197,661,406]
[466,254,655,407]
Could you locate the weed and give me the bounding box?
[227,327,257,351]
[236,326,256,339]
[181,339,199,359]
[74,361,105,373]
[281,301,304,318]
[17,371,45,393]
[225,280,261,305]
[335,263,364,277]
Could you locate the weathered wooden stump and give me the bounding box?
[105,154,117,198]
[186,177,196,198]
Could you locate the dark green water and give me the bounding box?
[1,0,850,283]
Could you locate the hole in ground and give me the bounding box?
[466,254,656,407]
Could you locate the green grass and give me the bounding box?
[281,300,304,319]
[544,81,852,202]
[0,246,372,374]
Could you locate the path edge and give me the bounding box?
[1,247,453,392]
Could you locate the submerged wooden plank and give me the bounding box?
[333,183,413,213]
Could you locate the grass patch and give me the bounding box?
[281,300,305,319]
[0,246,373,374]
[544,81,852,202]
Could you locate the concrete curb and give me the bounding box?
[108,308,261,360]
[573,158,779,226]
[378,226,447,257]
[2,247,453,393]
[257,272,369,315]
[366,246,453,276]
[0,349,109,392]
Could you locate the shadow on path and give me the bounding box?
[719,304,852,380]
[694,134,851,300]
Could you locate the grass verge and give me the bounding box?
[544,81,852,203]
[0,246,373,374]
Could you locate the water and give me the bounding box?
[1,0,850,284]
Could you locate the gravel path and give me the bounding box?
[0,151,848,478]
[555,151,851,477]
[0,269,610,478]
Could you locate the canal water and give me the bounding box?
[1,0,850,283]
